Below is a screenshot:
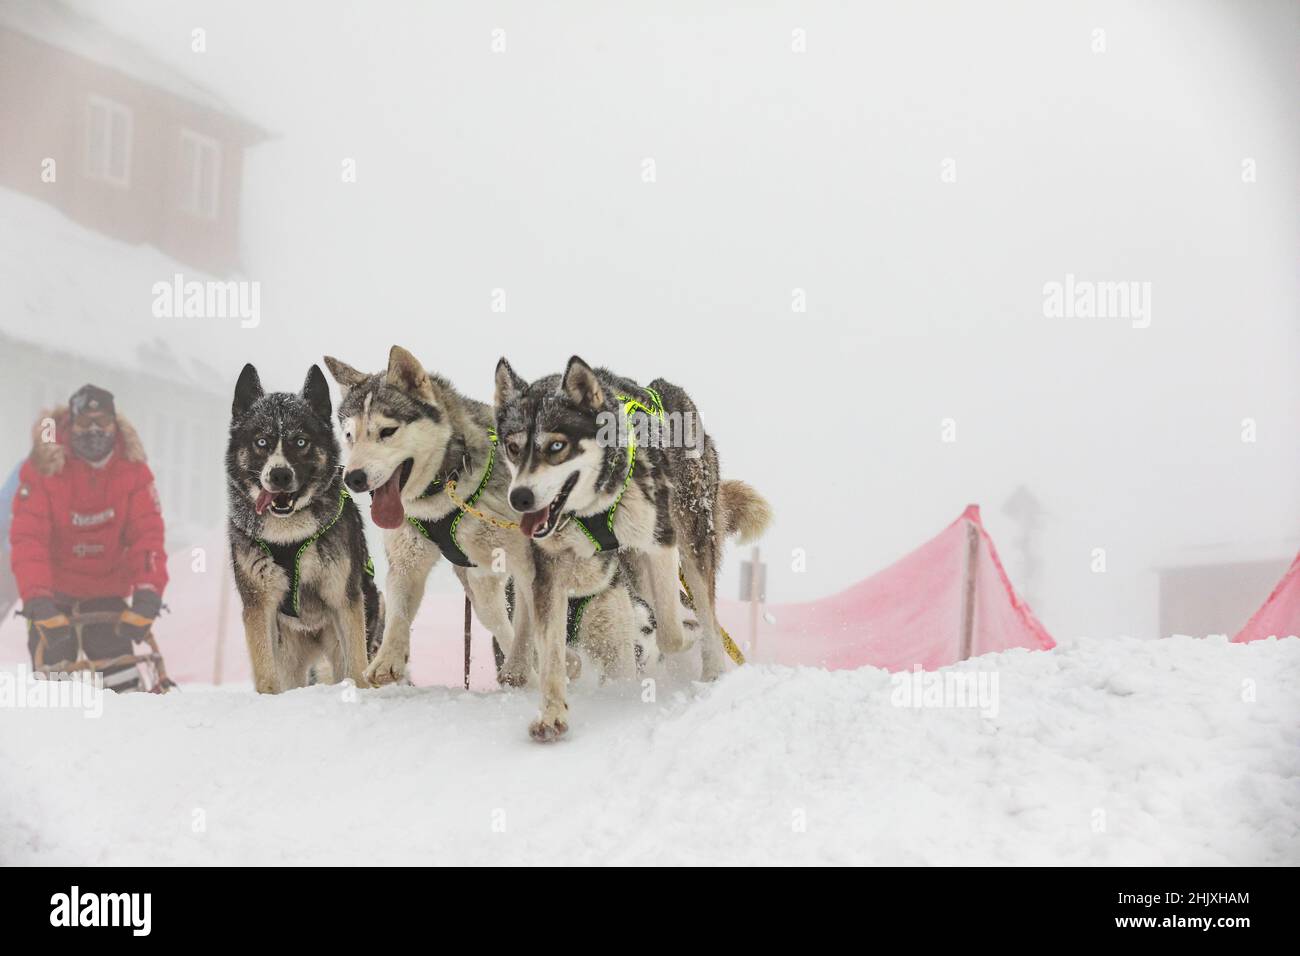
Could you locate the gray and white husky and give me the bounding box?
[226,364,383,694]
[493,356,772,738]
[323,347,638,710]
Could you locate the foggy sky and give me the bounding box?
[55,1,1300,639]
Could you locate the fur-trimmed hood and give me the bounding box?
[29,406,147,476]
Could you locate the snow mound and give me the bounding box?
[1,635,1296,865]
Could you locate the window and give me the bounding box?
[180,129,222,219]
[85,96,132,186]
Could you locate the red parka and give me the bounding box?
[9,409,168,603]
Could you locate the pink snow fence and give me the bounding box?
[1232,551,1300,644]
[0,505,1059,688]
[716,505,1054,672]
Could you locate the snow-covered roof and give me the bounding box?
[0,0,261,130]
[0,188,250,393]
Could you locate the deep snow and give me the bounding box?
[1,635,1296,866]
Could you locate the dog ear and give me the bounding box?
[323,355,366,392]
[561,355,603,410]
[233,363,264,419]
[301,365,332,422]
[494,358,526,409]
[384,345,434,400]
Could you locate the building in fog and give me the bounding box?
[1155,543,1295,639]
[0,0,266,542]
[0,0,266,273]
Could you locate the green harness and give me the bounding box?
[255,486,372,618]
[564,564,628,646]
[569,387,665,553]
[407,429,499,568]
[566,592,597,646]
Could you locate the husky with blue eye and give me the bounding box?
[494,356,772,739]
[226,364,382,693]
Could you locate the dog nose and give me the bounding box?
[509,487,535,512]
[268,466,294,490]
[344,469,369,493]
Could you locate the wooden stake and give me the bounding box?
[463,595,473,690]
[213,553,231,685]
[959,520,979,661]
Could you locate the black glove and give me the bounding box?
[27,597,71,657]
[118,588,161,644]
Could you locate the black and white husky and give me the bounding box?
[494,356,772,737]
[324,347,639,710]
[226,364,382,693]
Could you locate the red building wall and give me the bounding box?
[0,26,258,275]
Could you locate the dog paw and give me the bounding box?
[699,662,724,682]
[529,704,569,742]
[364,647,407,686]
[498,667,528,688]
[655,623,693,654]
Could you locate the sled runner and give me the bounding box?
[31,609,176,694]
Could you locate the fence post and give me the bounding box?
[213,554,231,685]
[463,595,473,690]
[959,520,979,661]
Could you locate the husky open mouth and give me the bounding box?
[520,472,579,539]
[369,457,414,530]
[254,489,300,517]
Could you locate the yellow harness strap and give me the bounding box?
[678,569,746,665]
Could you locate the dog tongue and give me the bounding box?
[370,471,405,529]
[254,490,273,515]
[520,506,550,538]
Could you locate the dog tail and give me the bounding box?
[717,479,772,545]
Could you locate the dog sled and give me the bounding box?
[31,609,177,694]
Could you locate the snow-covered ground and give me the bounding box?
[1,635,1296,866]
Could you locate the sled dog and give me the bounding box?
[494,356,772,736]
[227,364,383,693]
[323,347,637,711]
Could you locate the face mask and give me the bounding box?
[71,426,115,462]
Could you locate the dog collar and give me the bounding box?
[566,388,664,553]
[407,429,498,568]
[254,486,373,619]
